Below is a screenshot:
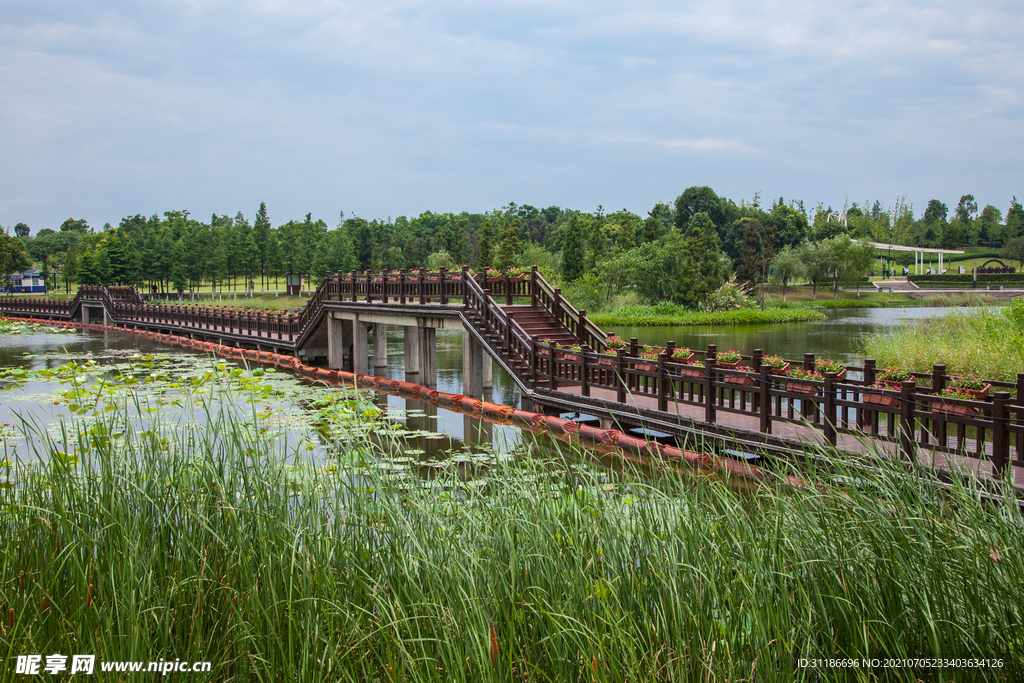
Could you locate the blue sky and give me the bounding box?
[2,1,1022,231]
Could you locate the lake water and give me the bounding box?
[604,307,977,365]
[0,307,974,464]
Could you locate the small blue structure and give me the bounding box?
[4,270,46,294]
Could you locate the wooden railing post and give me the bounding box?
[548,342,558,392]
[350,272,358,303]
[803,352,815,372]
[461,266,470,306]
[439,267,448,305]
[706,344,717,362]
[1015,373,1024,465]
[759,365,772,434]
[418,269,426,305]
[581,351,590,398]
[504,268,513,306]
[382,272,389,304]
[616,350,626,403]
[899,380,916,462]
[823,372,837,446]
[578,310,588,346]
[400,270,407,304]
[991,391,1011,476]
[528,338,538,387]
[705,358,717,424]
[657,352,668,412]
[930,364,946,447]
[530,266,538,307]
[751,348,763,412]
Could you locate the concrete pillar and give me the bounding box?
[81,306,90,325]
[403,325,422,378]
[421,327,437,388]
[372,323,388,369]
[354,322,369,375]
[328,316,347,371]
[482,354,493,389]
[939,252,943,273]
[463,413,493,448]
[463,330,484,397]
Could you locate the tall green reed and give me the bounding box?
[0,386,1021,681]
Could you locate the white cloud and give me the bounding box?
[0,0,1022,227]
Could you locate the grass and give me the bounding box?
[2,384,1022,681]
[591,304,825,327]
[863,304,1024,382]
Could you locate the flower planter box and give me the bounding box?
[950,384,991,400]
[766,363,790,376]
[679,366,706,379]
[508,275,525,282]
[597,356,616,366]
[786,381,820,395]
[671,352,695,363]
[715,359,742,369]
[863,391,898,407]
[722,373,755,387]
[557,353,581,362]
[635,362,658,373]
[932,401,979,417]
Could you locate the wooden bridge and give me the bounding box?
[3,268,1023,487]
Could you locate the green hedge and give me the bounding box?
[908,273,1024,285]
[591,306,826,326]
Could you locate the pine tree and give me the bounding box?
[477,221,494,269]
[496,219,522,269]
[254,202,271,290]
[562,214,586,283]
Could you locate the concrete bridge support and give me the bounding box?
[403,326,421,376]
[327,317,353,371]
[353,322,369,375]
[373,323,388,369]
[463,331,485,397]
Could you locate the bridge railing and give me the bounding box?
[533,341,1024,479]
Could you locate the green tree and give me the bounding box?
[769,245,803,302]
[1005,197,1024,241]
[103,233,130,285]
[797,241,831,301]
[674,186,725,235]
[477,221,494,269]
[76,251,100,286]
[253,202,271,289]
[0,232,31,288]
[59,218,90,234]
[1000,236,1024,268]
[688,212,726,305]
[561,214,586,283]
[13,223,29,238]
[495,219,522,269]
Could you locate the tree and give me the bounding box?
[1006,197,1024,241]
[103,233,130,285]
[14,223,29,238]
[561,214,586,282]
[1001,237,1024,268]
[0,232,31,289]
[59,218,90,233]
[797,241,831,301]
[688,212,726,305]
[769,246,803,302]
[477,220,494,269]
[923,200,948,226]
[495,219,522,269]
[955,194,978,223]
[253,202,271,290]
[674,186,725,235]
[76,251,100,286]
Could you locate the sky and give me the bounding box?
[1,0,1022,232]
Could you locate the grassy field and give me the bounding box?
[863,301,1024,382]
[2,384,1022,682]
[591,304,826,326]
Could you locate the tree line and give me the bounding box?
[4,188,1024,307]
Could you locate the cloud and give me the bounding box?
[0,0,1022,228]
